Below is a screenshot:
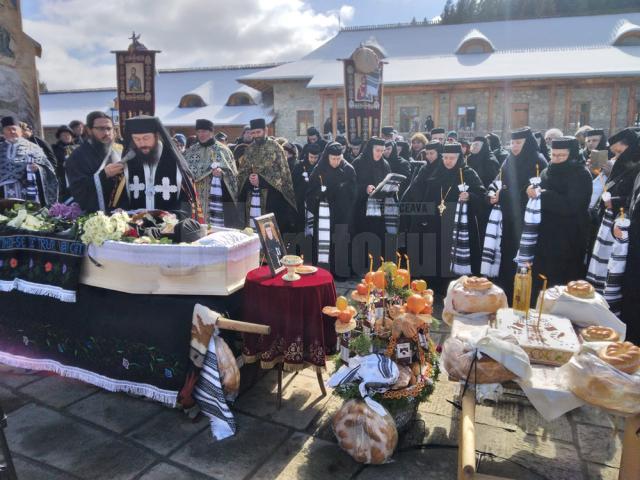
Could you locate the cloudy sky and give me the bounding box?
[21,0,446,90]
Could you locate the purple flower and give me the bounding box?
[49,202,83,221]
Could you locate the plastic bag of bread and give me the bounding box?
[332,399,398,464]
[443,276,508,325]
[441,336,518,384]
[214,335,240,400]
[562,343,640,415]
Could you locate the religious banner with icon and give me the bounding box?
[112,33,161,133]
[343,46,384,143]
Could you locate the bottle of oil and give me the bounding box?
[513,265,532,313]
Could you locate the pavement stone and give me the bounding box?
[0,367,44,389]
[518,405,574,443]
[251,432,360,480]
[234,369,332,430]
[19,375,98,408]
[11,457,79,480]
[475,400,519,431]
[170,412,290,480]
[576,424,623,469]
[304,393,343,443]
[355,447,458,480]
[66,390,164,433]
[138,462,215,480]
[0,384,29,413]
[127,408,209,455]
[585,461,621,480]
[5,403,155,479]
[475,422,583,480]
[571,405,626,431]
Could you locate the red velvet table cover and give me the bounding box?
[242,266,337,372]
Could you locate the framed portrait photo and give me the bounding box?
[255,213,286,276]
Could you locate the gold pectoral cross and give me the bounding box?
[438,200,447,216]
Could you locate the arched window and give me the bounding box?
[612,21,640,46]
[456,30,494,54]
[178,94,207,108]
[226,92,255,106]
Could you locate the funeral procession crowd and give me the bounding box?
[2,112,639,343]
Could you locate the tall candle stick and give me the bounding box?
[403,254,411,283]
[536,164,540,178]
[379,256,384,268]
[396,251,401,269]
[459,168,464,185]
[536,274,548,343]
[620,207,625,219]
[368,253,373,273]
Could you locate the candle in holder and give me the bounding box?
[368,253,373,273]
[396,251,401,269]
[459,168,464,185]
[536,163,540,178]
[536,274,548,342]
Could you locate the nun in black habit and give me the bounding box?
[594,128,640,224]
[305,142,357,276]
[489,127,548,299]
[486,132,508,165]
[528,137,592,298]
[383,140,412,196]
[291,142,322,235]
[352,137,396,267]
[534,132,551,163]
[620,168,640,344]
[401,143,485,294]
[467,136,501,189]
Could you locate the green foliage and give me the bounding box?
[349,334,372,356]
[440,0,639,24]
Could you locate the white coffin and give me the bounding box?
[80,228,261,296]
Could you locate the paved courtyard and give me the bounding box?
[0,280,625,479]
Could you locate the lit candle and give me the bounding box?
[459,168,464,185]
[536,164,540,178]
[403,254,411,283]
[368,253,373,273]
[379,256,384,268]
[620,207,625,219]
[396,251,401,269]
[536,274,548,339]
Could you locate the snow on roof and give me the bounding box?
[239,12,640,89]
[41,65,276,128]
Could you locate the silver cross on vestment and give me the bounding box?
[155,177,178,200]
[129,175,146,199]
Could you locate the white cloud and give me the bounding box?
[24,0,355,90]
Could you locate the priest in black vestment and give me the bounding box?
[114,116,201,220]
[65,112,123,213]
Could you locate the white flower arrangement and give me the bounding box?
[81,211,131,245]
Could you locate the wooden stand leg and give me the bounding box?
[276,363,283,410]
[619,413,640,480]
[316,370,327,397]
[459,389,477,480]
